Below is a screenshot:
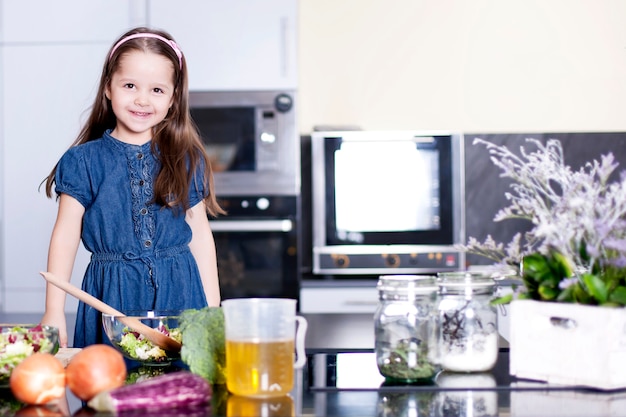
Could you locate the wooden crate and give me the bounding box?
[510,299,626,390]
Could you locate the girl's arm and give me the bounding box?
[186,201,221,307]
[41,194,84,348]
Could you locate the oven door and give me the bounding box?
[211,218,299,301]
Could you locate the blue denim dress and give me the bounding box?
[55,130,209,347]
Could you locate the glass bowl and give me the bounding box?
[0,324,60,382]
[102,310,183,366]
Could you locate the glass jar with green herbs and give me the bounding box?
[374,275,439,382]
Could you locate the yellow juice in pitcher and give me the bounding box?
[226,338,295,397]
[227,395,294,417]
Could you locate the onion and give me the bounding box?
[10,353,66,405]
[15,405,65,416]
[66,344,127,401]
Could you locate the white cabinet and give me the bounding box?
[148,0,298,91]
[300,285,379,314]
[0,44,106,312]
[1,0,142,43]
[0,2,143,312]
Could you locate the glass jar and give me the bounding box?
[436,272,498,373]
[374,275,439,382]
[435,372,497,417]
[377,390,437,417]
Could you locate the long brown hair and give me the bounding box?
[44,27,224,217]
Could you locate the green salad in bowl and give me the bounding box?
[0,324,59,381]
[102,311,182,366]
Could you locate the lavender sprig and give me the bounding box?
[465,138,626,275]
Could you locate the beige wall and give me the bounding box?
[298,0,626,134]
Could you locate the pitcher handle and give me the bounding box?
[294,315,308,369]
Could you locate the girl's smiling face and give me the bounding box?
[106,50,175,145]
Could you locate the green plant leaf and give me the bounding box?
[600,302,622,307]
[550,251,573,280]
[490,293,513,305]
[522,253,551,282]
[581,273,608,304]
[572,282,593,304]
[556,285,575,302]
[538,284,558,301]
[608,286,626,306]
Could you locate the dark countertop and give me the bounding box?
[1,313,624,416]
[303,349,626,417]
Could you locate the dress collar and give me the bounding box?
[103,129,153,153]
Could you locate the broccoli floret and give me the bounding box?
[179,307,226,384]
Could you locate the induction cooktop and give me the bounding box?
[306,350,530,392]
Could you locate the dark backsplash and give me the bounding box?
[300,131,626,273]
[464,131,626,265]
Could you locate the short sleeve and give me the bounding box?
[55,147,94,208]
[188,156,210,208]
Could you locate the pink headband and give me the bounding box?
[109,33,183,69]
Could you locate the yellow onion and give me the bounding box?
[66,344,127,401]
[10,353,66,405]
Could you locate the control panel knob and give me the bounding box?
[332,254,350,268]
[256,198,270,210]
[383,254,401,267]
[274,93,293,113]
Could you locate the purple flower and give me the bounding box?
[465,138,626,275]
[558,277,578,290]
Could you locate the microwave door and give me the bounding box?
[191,106,256,173]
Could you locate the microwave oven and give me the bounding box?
[310,130,466,275]
[189,90,299,197]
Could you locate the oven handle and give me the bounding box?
[210,219,293,232]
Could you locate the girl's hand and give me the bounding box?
[41,310,68,348]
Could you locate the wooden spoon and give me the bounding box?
[40,272,182,353]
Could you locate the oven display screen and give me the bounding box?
[322,134,454,246]
[334,140,440,233]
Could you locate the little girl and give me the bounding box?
[41,27,224,348]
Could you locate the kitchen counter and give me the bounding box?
[1,313,624,416]
[303,349,626,417]
[2,348,624,416]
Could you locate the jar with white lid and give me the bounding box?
[436,272,498,373]
[374,275,439,382]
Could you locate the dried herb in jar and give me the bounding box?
[377,337,437,381]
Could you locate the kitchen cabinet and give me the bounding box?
[0,0,141,43]
[0,44,106,312]
[0,2,143,313]
[148,0,298,91]
[300,284,378,314]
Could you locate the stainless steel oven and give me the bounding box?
[310,130,466,275]
[191,91,301,300]
[211,195,300,301]
[189,90,299,196]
